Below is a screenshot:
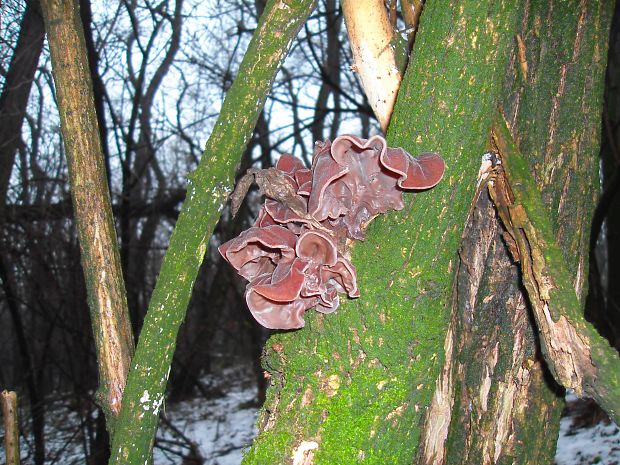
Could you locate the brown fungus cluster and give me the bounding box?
[219,135,445,329]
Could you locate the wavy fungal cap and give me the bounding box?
[219,135,445,329]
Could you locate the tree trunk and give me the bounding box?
[39,0,135,427]
[495,0,619,417]
[0,0,45,207]
[242,1,615,464]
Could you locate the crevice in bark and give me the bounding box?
[418,158,562,464]
[488,119,620,423]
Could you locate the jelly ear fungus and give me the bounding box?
[220,135,445,329]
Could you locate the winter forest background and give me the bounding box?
[1,0,620,464]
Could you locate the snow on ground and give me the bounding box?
[0,369,260,465]
[555,395,620,465]
[555,416,620,465]
[2,381,619,464]
[155,381,258,465]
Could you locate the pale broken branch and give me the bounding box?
[342,0,402,131]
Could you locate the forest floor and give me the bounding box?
[555,394,620,465]
[2,371,619,464]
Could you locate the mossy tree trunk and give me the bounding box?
[242,1,617,464]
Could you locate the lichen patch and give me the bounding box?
[319,374,341,398]
[292,440,319,465]
[301,386,314,407]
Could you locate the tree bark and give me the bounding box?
[489,119,620,421]
[495,0,618,420]
[421,183,561,465]
[39,0,135,426]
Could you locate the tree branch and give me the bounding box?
[2,189,186,223]
[107,1,317,463]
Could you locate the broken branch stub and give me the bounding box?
[1,391,20,465]
[342,0,402,131]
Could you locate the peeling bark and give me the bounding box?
[438,182,560,465]
[417,147,562,464]
[490,121,620,423]
[419,320,455,464]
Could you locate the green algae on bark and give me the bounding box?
[243,1,521,463]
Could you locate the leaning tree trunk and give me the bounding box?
[242,1,616,464]
[40,0,135,428]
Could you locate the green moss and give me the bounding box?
[502,0,611,280]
